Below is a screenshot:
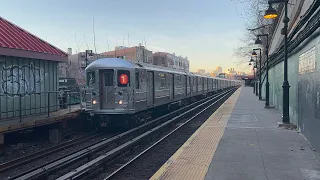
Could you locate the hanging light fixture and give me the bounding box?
[264,3,278,19]
[252,51,257,56]
[255,37,263,44]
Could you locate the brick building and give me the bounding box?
[102,44,153,64]
[58,48,107,86]
[152,52,173,67]
[152,52,189,71]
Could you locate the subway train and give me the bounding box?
[81,58,241,128]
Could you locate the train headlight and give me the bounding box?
[118,100,123,105]
[92,100,97,105]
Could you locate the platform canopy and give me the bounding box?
[0,16,68,62]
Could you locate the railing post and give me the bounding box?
[47,92,50,117]
[19,94,22,122]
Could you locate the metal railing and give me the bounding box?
[0,91,81,122]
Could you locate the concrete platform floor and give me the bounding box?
[152,87,320,180]
[205,87,320,180]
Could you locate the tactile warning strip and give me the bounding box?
[150,88,242,180]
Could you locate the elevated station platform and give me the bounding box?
[151,87,320,180]
[0,105,81,135]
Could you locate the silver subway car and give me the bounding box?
[81,58,241,128]
[84,58,136,114]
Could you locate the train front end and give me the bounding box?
[81,58,136,128]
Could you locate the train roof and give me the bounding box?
[86,58,189,75]
[87,58,241,82]
[138,61,188,75]
[86,58,138,70]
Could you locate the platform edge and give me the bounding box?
[150,87,242,180]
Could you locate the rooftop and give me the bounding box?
[0,17,68,61]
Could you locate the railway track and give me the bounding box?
[0,132,103,174]
[59,88,236,180]
[11,87,237,180]
[0,133,103,177]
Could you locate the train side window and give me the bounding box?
[135,71,140,89]
[87,71,95,86]
[160,77,166,88]
[176,75,181,87]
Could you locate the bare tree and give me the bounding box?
[231,0,283,65]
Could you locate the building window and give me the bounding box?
[299,46,316,74]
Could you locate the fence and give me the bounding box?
[0,91,81,122]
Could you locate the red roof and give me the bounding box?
[0,17,67,62]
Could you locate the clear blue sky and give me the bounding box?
[1,0,251,73]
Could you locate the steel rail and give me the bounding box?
[0,132,102,174]
[57,88,236,180]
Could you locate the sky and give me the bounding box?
[0,0,252,73]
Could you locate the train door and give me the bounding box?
[189,76,192,96]
[196,77,198,93]
[202,77,204,93]
[216,79,219,91]
[147,71,154,106]
[99,69,115,109]
[170,74,175,100]
[185,75,188,96]
[212,79,214,91]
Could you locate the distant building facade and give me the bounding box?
[215,66,222,74]
[102,44,153,64]
[152,52,189,71]
[197,69,205,75]
[59,45,191,86]
[228,68,236,74]
[152,52,173,67]
[58,48,107,86]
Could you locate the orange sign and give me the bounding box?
[119,74,129,85]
